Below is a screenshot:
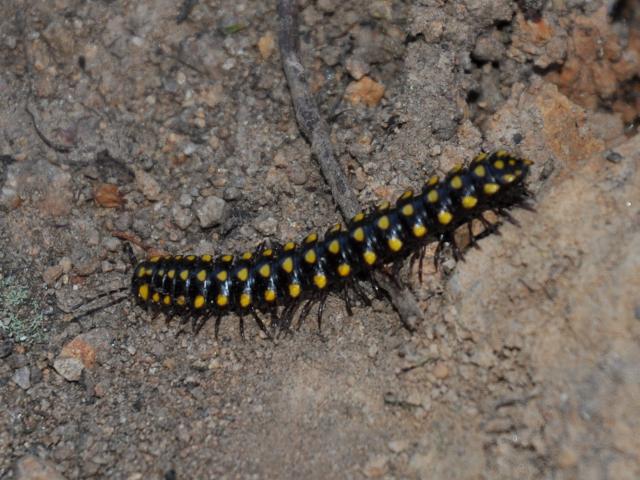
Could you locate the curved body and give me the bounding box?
[131,151,532,322]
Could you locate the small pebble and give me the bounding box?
[53,357,84,382]
[12,366,31,390]
[345,57,370,80]
[172,205,194,230]
[345,76,385,107]
[287,166,308,185]
[255,216,278,236]
[433,361,449,379]
[388,439,410,453]
[257,32,275,59]
[363,456,388,478]
[15,455,65,480]
[135,169,162,201]
[59,257,72,274]
[605,150,623,164]
[195,196,227,228]
[43,265,64,286]
[179,193,193,207]
[101,261,114,273]
[103,236,121,252]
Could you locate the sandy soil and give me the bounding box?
[1,0,639,479]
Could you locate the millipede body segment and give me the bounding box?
[131,151,533,328]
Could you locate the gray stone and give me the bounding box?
[195,196,227,228]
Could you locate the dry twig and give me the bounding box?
[276,0,422,330]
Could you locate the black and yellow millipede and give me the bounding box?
[130,150,534,336]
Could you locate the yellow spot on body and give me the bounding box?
[328,240,340,254]
[186,255,196,261]
[313,274,327,289]
[494,159,505,170]
[304,249,317,264]
[221,254,233,263]
[216,294,228,307]
[388,237,403,252]
[305,232,318,244]
[438,211,453,225]
[167,270,176,279]
[201,254,212,262]
[363,251,377,265]
[137,267,147,278]
[515,169,523,176]
[353,227,365,242]
[524,158,534,166]
[163,295,171,306]
[474,152,488,162]
[262,249,273,257]
[176,295,186,306]
[138,284,150,301]
[241,251,252,260]
[216,270,228,282]
[175,256,183,261]
[377,215,390,230]
[152,292,160,303]
[240,293,252,308]
[400,189,413,200]
[412,224,427,238]
[330,223,342,233]
[194,295,205,309]
[401,204,414,216]
[427,175,439,186]
[281,257,294,273]
[484,183,500,195]
[378,200,390,211]
[259,264,271,278]
[474,165,486,177]
[180,270,189,281]
[509,159,516,166]
[462,196,478,209]
[502,174,515,183]
[496,150,508,158]
[157,269,164,277]
[264,290,276,302]
[338,264,351,277]
[289,284,301,298]
[450,164,462,173]
[149,256,160,263]
[352,212,365,223]
[197,270,207,282]
[237,268,249,281]
[450,176,463,189]
[427,190,439,203]
[284,242,296,251]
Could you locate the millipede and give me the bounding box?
[129,150,534,337]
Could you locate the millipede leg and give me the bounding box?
[434,237,444,271]
[418,246,426,282]
[252,311,272,339]
[497,208,520,226]
[341,286,353,316]
[468,222,481,250]
[214,316,222,339]
[123,242,138,266]
[193,316,208,334]
[317,294,328,332]
[351,280,371,307]
[296,299,315,331]
[239,316,246,340]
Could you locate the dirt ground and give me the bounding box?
[1,0,639,479]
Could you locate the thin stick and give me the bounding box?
[277,0,421,330]
[277,0,359,220]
